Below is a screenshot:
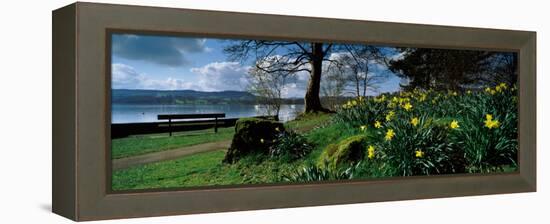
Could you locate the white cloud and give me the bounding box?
[112,63,194,90]
[190,62,250,92]
[112,61,312,98]
[112,64,144,89]
[390,51,406,61]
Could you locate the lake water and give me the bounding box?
[111,104,304,124]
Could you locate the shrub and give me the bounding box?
[317,135,368,168]
[372,114,465,176]
[448,90,518,172]
[329,84,517,176]
[269,131,313,161]
[223,118,285,163]
[333,97,388,129]
[282,161,360,182]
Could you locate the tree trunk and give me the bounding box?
[304,43,328,113]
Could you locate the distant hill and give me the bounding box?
[111,89,303,105]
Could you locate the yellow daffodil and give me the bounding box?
[352,100,358,106]
[374,121,382,129]
[385,129,395,141]
[485,120,500,129]
[484,114,500,129]
[419,94,427,102]
[410,117,419,127]
[402,102,413,111]
[275,127,280,132]
[374,95,386,103]
[452,91,458,96]
[450,120,460,129]
[367,145,375,159]
[392,96,399,103]
[386,111,395,121]
[490,89,496,95]
[360,125,367,132]
[260,138,265,143]
[344,101,353,109]
[467,90,472,94]
[485,87,492,93]
[415,149,424,158]
[499,82,508,90]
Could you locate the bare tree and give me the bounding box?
[330,45,391,97]
[224,41,335,113]
[246,57,295,120]
[321,63,347,110]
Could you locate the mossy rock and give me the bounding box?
[223,118,285,163]
[317,135,368,168]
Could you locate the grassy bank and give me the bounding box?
[112,114,340,190]
[111,127,235,159]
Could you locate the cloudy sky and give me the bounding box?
[111,34,402,98]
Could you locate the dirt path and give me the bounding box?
[112,140,231,170]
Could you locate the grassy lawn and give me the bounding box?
[112,149,307,190]
[112,114,356,190]
[285,112,332,133]
[111,127,235,159]
[113,150,234,190]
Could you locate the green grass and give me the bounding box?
[112,149,306,190]
[113,150,234,190]
[111,127,235,159]
[285,112,332,133]
[111,113,364,190]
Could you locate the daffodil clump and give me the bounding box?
[332,82,518,176]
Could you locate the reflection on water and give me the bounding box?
[111,104,304,124]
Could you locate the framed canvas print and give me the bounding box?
[52,2,536,221]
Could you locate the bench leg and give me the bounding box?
[169,118,172,137]
[214,117,218,133]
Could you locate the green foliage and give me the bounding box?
[282,161,360,182]
[448,88,518,172]
[224,118,285,163]
[269,131,314,161]
[371,115,465,176]
[317,135,368,168]
[333,98,387,129]
[333,84,518,176]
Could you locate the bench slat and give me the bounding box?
[157,113,225,120]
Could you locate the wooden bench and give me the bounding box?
[157,113,226,136]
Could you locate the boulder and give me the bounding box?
[223,118,285,163]
[317,135,368,168]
